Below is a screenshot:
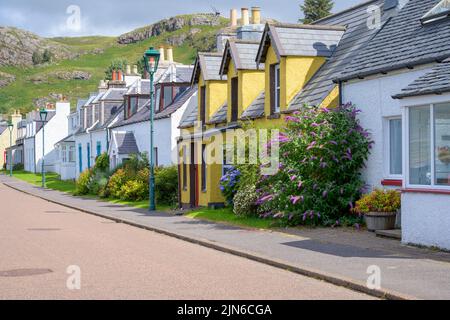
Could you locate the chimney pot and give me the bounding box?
[126,64,131,75]
[230,9,238,27]
[241,8,249,26]
[251,7,261,25]
[159,46,165,62]
[133,65,138,75]
[166,47,174,63]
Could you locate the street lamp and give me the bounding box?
[39,107,48,188]
[143,47,160,211]
[7,121,13,177]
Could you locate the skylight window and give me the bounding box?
[421,0,450,24]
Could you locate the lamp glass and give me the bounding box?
[39,108,48,122]
[144,47,160,74]
[7,121,13,132]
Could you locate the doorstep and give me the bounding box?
[376,229,402,240]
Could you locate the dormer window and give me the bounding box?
[421,0,450,25]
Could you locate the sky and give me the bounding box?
[0,0,363,37]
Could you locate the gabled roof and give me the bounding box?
[178,102,198,129]
[192,52,227,84]
[207,102,228,125]
[241,91,265,120]
[220,39,265,75]
[76,99,87,111]
[114,132,139,155]
[155,87,197,120]
[256,23,346,64]
[288,0,386,109]
[337,0,450,81]
[393,58,450,99]
[83,94,98,107]
[126,79,151,95]
[101,88,127,101]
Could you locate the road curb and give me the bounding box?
[3,181,415,300]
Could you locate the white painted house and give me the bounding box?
[23,102,70,173]
[338,0,450,249]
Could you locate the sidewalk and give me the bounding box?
[2,174,450,300]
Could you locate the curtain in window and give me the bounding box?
[389,119,402,175]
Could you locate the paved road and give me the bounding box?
[0,183,372,300]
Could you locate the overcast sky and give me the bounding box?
[0,0,362,37]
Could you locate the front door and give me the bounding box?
[189,142,198,208]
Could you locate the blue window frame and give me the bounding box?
[78,144,82,173]
[87,143,91,169]
[96,141,101,157]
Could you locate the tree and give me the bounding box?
[42,49,53,63]
[104,59,128,80]
[299,0,334,24]
[32,51,42,65]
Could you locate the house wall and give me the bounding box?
[341,67,433,190]
[402,192,450,250]
[24,137,35,172]
[0,113,21,169]
[198,77,227,123]
[75,132,91,177]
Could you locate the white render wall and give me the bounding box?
[341,67,433,189]
[402,192,450,250]
[74,132,90,177]
[24,137,35,173]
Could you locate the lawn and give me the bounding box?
[186,207,280,230]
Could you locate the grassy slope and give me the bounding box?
[0,23,224,114]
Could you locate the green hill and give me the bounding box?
[0,14,228,114]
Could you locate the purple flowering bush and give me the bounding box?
[219,167,241,206]
[257,104,373,226]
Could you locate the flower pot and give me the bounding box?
[364,212,397,232]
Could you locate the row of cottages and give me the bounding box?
[336,0,450,249]
[0,111,22,170]
[56,46,196,180]
[177,0,450,250]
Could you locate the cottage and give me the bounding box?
[0,111,22,170]
[337,0,450,249]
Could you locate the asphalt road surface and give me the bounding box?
[0,182,373,300]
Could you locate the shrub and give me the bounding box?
[353,189,401,214]
[75,169,92,195]
[233,184,258,216]
[219,167,241,206]
[107,168,127,198]
[94,153,109,172]
[87,171,109,196]
[120,180,147,201]
[257,104,373,226]
[155,166,178,205]
[13,163,24,171]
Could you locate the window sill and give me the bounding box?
[266,113,281,120]
[381,179,403,187]
[402,188,450,195]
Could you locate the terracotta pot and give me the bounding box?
[364,212,397,232]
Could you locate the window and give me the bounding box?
[200,86,206,124]
[61,145,67,163]
[96,141,101,157]
[182,145,187,190]
[388,118,402,176]
[421,0,450,24]
[407,103,450,188]
[201,144,207,191]
[231,77,239,122]
[164,86,173,108]
[155,87,161,111]
[68,146,75,163]
[270,64,281,114]
[222,147,234,176]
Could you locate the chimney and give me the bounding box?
[112,70,117,81]
[241,8,249,26]
[126,64,131,75]
[117,70,123,81]
[230,9,238,27]
[251,7,261,24]
[133,65,139,75]
[159,46,165,62]
[166,47,174,63]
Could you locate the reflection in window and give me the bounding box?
[434,103,450,186]
[409,107,431,185]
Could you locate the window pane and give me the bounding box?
[409,107,431,185]
[389,119,402,175]
[434,103,450,186]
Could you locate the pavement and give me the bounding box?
[2,174,450,299]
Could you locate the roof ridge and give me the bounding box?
[270,22,346,31]
[312,0,380,24]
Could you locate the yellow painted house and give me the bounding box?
[0,111,22,169]
[177,21,351,208]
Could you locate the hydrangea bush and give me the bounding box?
[257,104,373,226]
[219,167,241,206]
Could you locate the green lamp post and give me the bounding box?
[143,47,161,211]
[7,121,13,177]
[39,107,48,188]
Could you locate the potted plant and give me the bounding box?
[354,189,401,231]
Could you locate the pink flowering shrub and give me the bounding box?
[257,104,373,226]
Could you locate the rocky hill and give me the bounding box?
[0,27,75,67]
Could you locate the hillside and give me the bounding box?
[0,14,228,115]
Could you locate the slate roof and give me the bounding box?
[256,23,346,63]
[220,40,265,75]
[115,132,139,155]
[83,94,98,107]
[192,52,226,84]
[0,125,7,135]
[207,102,228,125]
[241,91,265,119]
[288,0,386,110]
[179,102,198,129]
[393,58,450,98]
[76,99,87,111]
[337,0,450,81]
[175,66,194,83]
[101,88,127,101]
[126,80,151,95]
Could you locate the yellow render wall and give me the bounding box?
[0,114,21,168]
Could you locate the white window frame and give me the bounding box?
[61,145,67,163]
[383,116,403,180]
[404,98,450,191]
[274,64,281,113]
